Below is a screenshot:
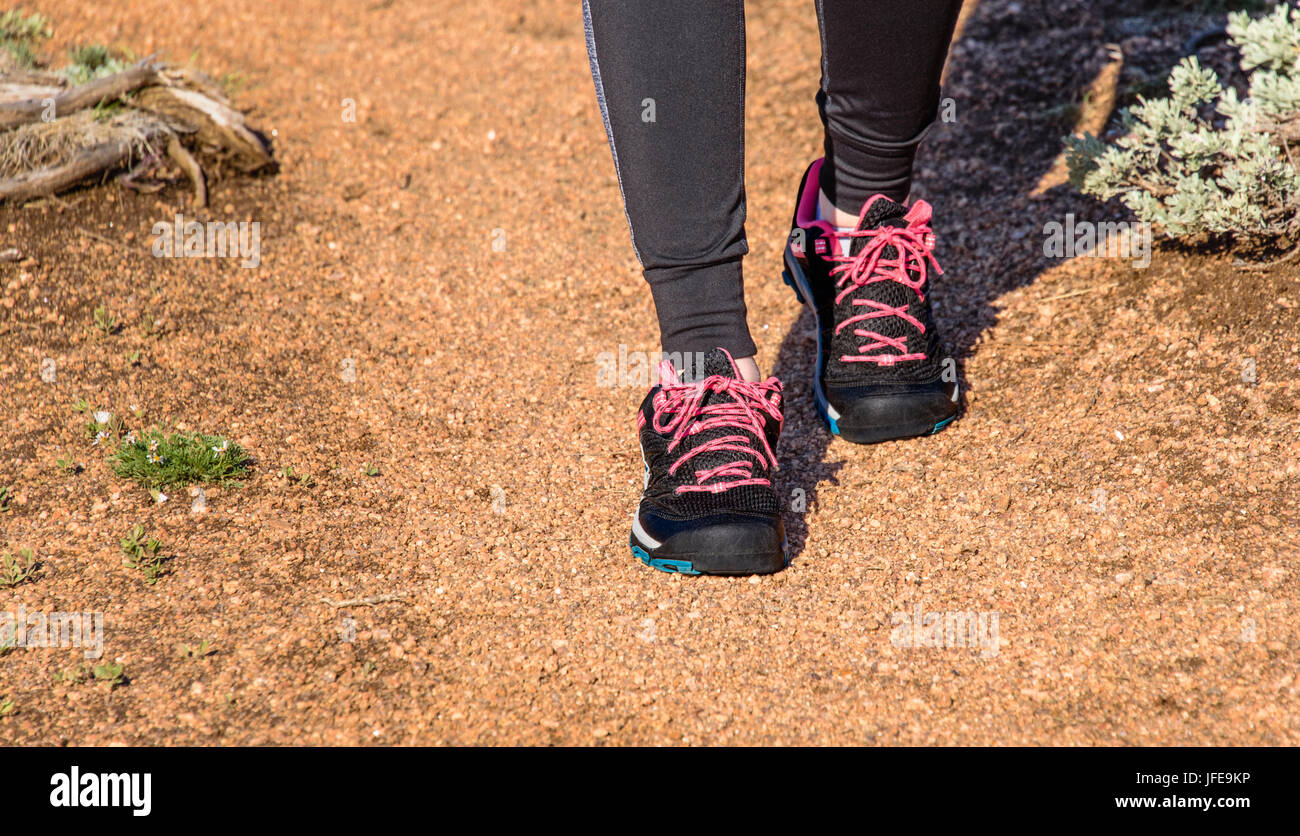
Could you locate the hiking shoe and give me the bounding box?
[782,158,958,444]
[630,348,786,575]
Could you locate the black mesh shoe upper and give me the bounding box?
[637,348,783,521]
[798,195,948,389]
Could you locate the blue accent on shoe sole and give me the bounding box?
[815,396,840,435]
[930,414,956,434]
[630,543,701,576]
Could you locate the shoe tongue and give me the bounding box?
[849,195,908,258]
[678,347,739,384]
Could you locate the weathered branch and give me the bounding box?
[135,84,272,171]
[166,134,206,207]
[0,56,272,204]
[0,134,160,203]
[0,62,160,130]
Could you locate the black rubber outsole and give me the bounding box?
[630,522,787,576]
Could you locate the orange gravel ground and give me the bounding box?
[0,0,1297,745]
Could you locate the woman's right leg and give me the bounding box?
[582,0,756,368]
[585,2,786,577]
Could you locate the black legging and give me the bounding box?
[583,0,964,359]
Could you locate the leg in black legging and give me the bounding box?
[581,0,964,357]
[816,0,964,210]
[582,0,753,360]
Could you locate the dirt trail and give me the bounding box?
[0,0,1296,745]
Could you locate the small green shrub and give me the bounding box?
[1066,5,1300,251]
[63,43,127,84]
[109,430,248,491]
[0,8,50,69]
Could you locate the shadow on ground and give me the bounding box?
[770,0,1202,562]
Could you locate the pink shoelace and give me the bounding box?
[828,200,943,366]
[650,361,782,495]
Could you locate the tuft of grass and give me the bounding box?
[63,43,127,85]
[0,9,50,41]
[92,305,118,337]
[0,485,9,512]
[0,548,38,588]
[218,71,245,98]
[0,9,51,69]
[119,524,169,585]
[109,430,248,491]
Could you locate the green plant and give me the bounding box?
[278,466,314,487]
[1066,4,1300,252]
[92,305,118,337]
[55,454,81,474]
[92,661,126,689]
[0,485,9,512]
[218,71,246,98]
[0,9,50,41]
[109,430,248,491]
[0,697,15,718]
[90,98,124,122]
[362,463,379,477]
[0,9,50,69]
[53,665,88,685]
[84,410,124,446]
[124,349,141,366]
[0,548,37,588]
[63,43,127,84]
[120,524,169,585]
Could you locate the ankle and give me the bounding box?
[818,188,860,229]
[733,356,761,383]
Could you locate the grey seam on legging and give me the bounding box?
[581,0,642,265]
[816,0,830,89]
